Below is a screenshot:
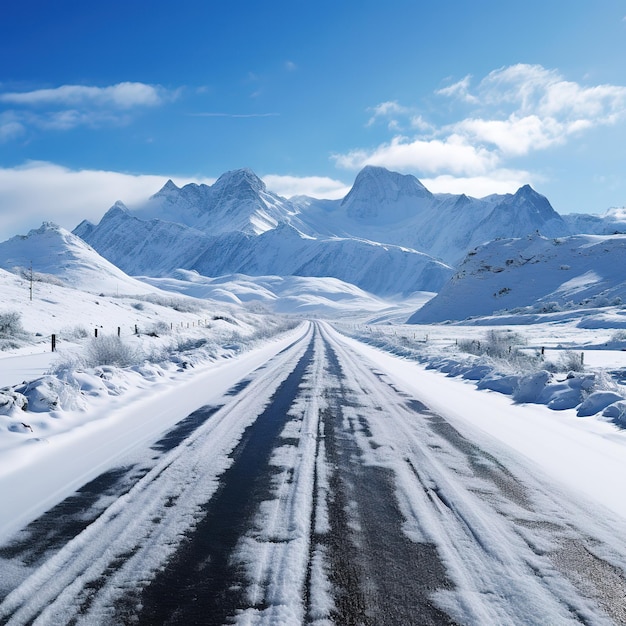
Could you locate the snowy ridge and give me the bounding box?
[140,271,423,318]
[409,233,626,323]
[136,168,302,236]
[75,208,453,296]
[74,165,588,295]
[291,167,569,265]
[0,222,155,294]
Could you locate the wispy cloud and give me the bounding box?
[367,101,432,131]
[0,112,25,142]
[333,64,626,196]
[0,82,177,134]
[0,82,169,109]
[436,75,477,103]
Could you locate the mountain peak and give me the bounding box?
[514,184,540,200]
[472,183,565,242]
[161,179,179,192]
[213,168,266,194]
[341,166,432,221]
[508,185,558,218]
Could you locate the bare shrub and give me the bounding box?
[0,311,30,350]
[84,335,142,368]
[0,311,23,335]
[60,325,90,340]
[459,329,525,359]
[146,321,171,337]
[559,350,585,373]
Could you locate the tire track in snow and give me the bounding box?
[0,324,314,625]
[321,322,626,625]
[228,324,329,624]
[129,327,318,625]
[319,328,456,626]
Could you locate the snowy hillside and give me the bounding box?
[140,271,429,319]
[0,222,155,295]
[409,233,626,323]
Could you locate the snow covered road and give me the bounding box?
[1,322,626,624]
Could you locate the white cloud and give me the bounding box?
[436,75,477,103]
[471,64,626,121]
[262,174,350,199]
[367,101,413,125]
[332,135,498,176]
[422,170,534,198]
[0,82,168,109]
[0,161,213,242]
[366,100,433,132]
[440,65,626,158]
[333,64,626,195]
[453,115,564,156]
[0,82,177,133]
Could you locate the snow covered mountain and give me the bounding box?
[73,164,624,305]
[291,166,568,264]
[74,167,456,296]
[76,202,452,296]
[0,222,155,294]
[409,233,626,323]
[75,166,572,289]
[561,207,626,236]
[74,202,211,276]
[133,168,301,236]
[340,165,434,222]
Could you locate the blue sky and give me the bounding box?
[1,0,626,238]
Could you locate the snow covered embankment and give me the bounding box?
[336,324,626,427]
[0,315,300,453]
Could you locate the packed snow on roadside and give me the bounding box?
[338,310,626,426]
[0,265,299,458]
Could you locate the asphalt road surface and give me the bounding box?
[1,322,626,625]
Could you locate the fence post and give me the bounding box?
[51,334,56,352]
[117,326,121,337]
[95,328,98,338]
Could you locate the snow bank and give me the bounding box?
[337,323,626,428]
